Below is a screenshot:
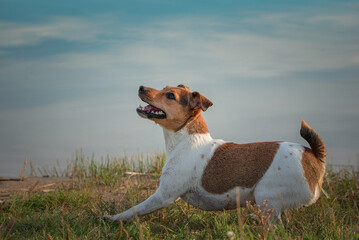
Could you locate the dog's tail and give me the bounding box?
[300,119,326,163]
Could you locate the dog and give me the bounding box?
[103,84,326,223]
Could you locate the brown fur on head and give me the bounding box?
[137,84,213,132]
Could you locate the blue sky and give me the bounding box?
[0,0,358,176]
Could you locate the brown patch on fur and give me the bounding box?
[301,147,325,195]
[201,154,205,159]
[185,113,209,135]
[179,94,189,107]
[201,142,280,194]
[278,167,281,171]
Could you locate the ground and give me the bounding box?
[0,177,78,200]
[1,169,358,239]
[0,175,159,205]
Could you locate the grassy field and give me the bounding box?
[1,152,358,239]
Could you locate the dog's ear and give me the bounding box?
[190,92,213,112]
[177,84,190,91]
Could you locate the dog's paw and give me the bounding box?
[102,213,134,222]
[102,214,117,222]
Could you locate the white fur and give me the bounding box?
[254,142,314,218]
[104,129,316,222]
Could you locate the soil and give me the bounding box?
[0,175,159,205]
[0,177,78,200]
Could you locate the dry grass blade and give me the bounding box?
[246,200,274,240]
[47,233,53,240]
[20,156,28,182]
[28,180,40,195]
[118,220,129,240]
[4,216,16,240]
[124,172,149,176]
[235,187,244,240]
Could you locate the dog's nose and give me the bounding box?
[139,85,146,92]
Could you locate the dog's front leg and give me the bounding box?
[103,183,181,222]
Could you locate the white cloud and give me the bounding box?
[308,14,359,27]
[353,55,359,64]
[0,10,358,106]
[0,16,105,47]
[1,9,358,79]
[28,13,358,80]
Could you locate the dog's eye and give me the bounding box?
[166,92,176,100]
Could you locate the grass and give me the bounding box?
[1,153,359,239]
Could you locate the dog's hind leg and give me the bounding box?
[253,187,285,226]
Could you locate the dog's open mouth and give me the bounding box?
[136,104,167,119]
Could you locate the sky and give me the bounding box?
[0,0,358,176]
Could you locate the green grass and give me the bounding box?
[1,153,358,239]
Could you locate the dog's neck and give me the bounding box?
[162,113,212,154]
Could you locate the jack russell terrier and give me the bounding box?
[104,84,326,223]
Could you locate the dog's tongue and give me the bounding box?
[144,105,161,111]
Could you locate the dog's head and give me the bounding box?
[136,84,213,132]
